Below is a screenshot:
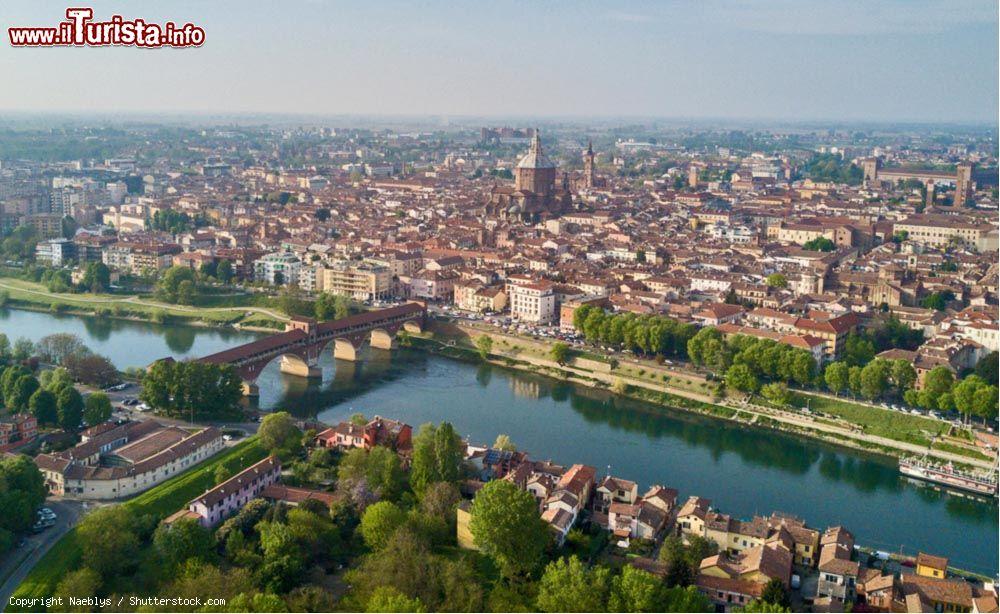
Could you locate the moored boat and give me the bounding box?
[899,457,998,498]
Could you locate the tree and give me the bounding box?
[890,360,917,392]
[155,266,198,304]
[217,260,235,284]
[725,363,759,393]
[153,517,214,571]
[0,455,47,535]
[469,479,550,579]
[63,353,119,388]
[493,434,517,452]
[659,586,713,612]
[315,293,351,321]
[549,342,570,365]
[409,422,464,496]
[475,335,493,360]
[974,351,999,386]
[859,358,892,400]
[765,273,787,288]
[759,577,790,609]
[366,586,426,613]
[140,360,243,420]
[609,565,672,612]
[12,338,34,361]
[802,237,835,252]
[824,361,850,395]
[760,382,791,406]
[536,556,611,612]
[29,388,58,425]
[8,374,40,412]
[338,446,405,502]
[214,464,232,485]
[258,411,303,457]
[842,333,876,367]
[360,501,407,550]
[739,600,792,613]
[921,291,955,312]
[56,385,84,431]
[35,333,90,365]
[54,568,102,606]
[920,366,955,410]
[420,482,461,522]
[83,392,112,426]
[76,506,142,578]
[80,262,111,293]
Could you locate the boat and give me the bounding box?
[899,457,998,498]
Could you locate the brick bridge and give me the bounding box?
[199,302,425,395]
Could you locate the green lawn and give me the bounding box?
[10,438,266,606]
[791,393,948,447]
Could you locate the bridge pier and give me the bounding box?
[279,355,322,378]
[242,381,259,398]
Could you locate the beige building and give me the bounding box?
[316,260,392,301]
[894,215,998,252]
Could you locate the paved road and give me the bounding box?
[0,500,86,611]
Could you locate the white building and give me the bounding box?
[510,281,556,324]
[254,252,303,286]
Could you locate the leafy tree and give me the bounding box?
[890,359,917,392]
[76,506,142,579]
[919,366,955,410]
[760,382,791,406]
[536,556,611,612]
[140,360,243,420]
[366,586,426,613]
[974,351,999,386]
[549,342,570,365]
[12,338,34,361]
[83,392,113,426]
[802,237,835,252]
[360,501,407,550]
[409,422,464,495]
[8,374,40,412]
[419,482,461,522]
[217,260,235,284]
[476,335,493,360]
[739,599,792,613]
[0,455,47,535]
[493,434,517,451]
[153,517,214,571]
[258,411,303,457]
[214,464,232,486]
[842,333,876,367]
[921,291,955,312]
[609,565,673,612]
[315,293,351,321]
[29,388,58,425]
[765,273,787,288]
[825,361,850,395]
[54,568,102,605]
[338,446,405,501]
[859,358,892,400]
[35,333,90,365]
[55,385,84,431]
[80,262,112,293]
[155,266,198,304]
[759,577,791,608]
[469,479,550,579]
[725,363,759,393]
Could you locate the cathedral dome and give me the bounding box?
[516,131,555,170]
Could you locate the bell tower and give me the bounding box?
[583,140,595,188]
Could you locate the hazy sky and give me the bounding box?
[1,0,997,123]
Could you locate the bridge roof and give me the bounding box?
[199,302,424,365]
[879,168,957,181]
[200,328,307,365]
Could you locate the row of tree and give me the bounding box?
[572,305,698,359]
[140,359,244,421]
[687,328,817,390]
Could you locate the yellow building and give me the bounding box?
[916,552,948,580]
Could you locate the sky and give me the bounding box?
[0,0,997,123]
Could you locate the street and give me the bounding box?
[0,499,86,611]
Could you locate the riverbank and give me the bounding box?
[418,320,997,472]
[0,277,287,331]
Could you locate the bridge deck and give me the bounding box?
[199,302,424,365]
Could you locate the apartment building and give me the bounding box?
[510,281,556,324]
[316,260,392,301]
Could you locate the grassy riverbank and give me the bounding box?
[10,438,266,607]
[418,321,996,469]
[0,277,287,330]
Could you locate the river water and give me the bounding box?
[2,308,997,574]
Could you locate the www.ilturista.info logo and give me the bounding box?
[8,8,205,48]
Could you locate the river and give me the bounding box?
[2,307,997,575]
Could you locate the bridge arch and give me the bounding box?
[333,338,359,362]
[403,320,422,335]
[370,328,397,351]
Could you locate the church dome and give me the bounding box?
[516,131,555,170]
